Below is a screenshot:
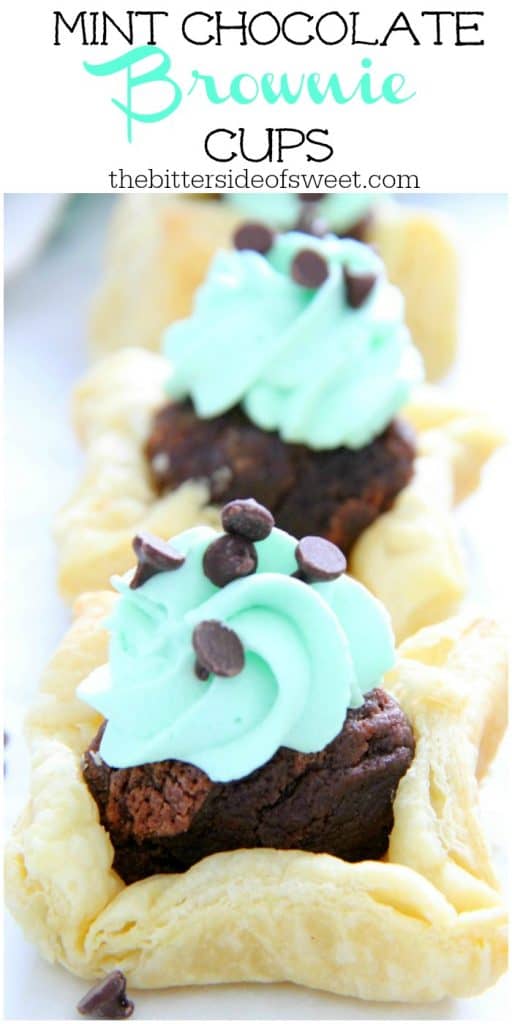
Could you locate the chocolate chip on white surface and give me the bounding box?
[76,970,134,1019]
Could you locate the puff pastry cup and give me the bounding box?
[5,604,508,1002]
[54,349,501,642]
[89,197,458,380]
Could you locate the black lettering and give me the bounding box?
[380,12,421,46]
[204,128,237,162]
[239,127,273,161]
[282,11,314,45]
[134,11,169,46]
[90,11,98,45]
[306,128,334,163]
[420,11,455,45]
[316,12,348,45]
[53,10,87,45]
[455,11,484,44]
[276,128,306,161]
[182,11,214,45]
[214,10,248,46]
[351,12,378,45]
[101,12,134,46]
[248,12,281,45]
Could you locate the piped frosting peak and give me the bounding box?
[79,503,395,782]
[164,232,423,450]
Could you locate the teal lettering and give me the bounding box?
[84,48,415,138]
[381,72,416,103]
[356,58,381,104]
[188,70,228,103]
[230,74,259,103]
[260,73,305,104]
[84,46,182,141]
[308,73,350,104]
[189,70,259,104]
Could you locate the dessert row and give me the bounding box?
[5,194,508,1014]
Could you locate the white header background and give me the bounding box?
[1,0,511,191]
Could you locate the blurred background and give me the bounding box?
[3,193,510,1020]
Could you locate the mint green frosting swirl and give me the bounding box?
[78,525,395,783]
[164,233,423,450]
[225,192,378,233]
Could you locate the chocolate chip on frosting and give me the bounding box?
[295,536,347,582]
[233,221,275,255]
[221,498,274,542]
[343,266,377,309]
[192,620,245,678]
[291,248,329,289]
[294,207,328,238]
[147,405,416,557]
[194,660,211,681]
[298,193,324,203]
[130,531,185,589]
[203,533,257,588]
[77,970,134,1020]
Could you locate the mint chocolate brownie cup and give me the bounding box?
[79,503,414,884]
[145,229,422,556]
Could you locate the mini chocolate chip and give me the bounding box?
[298,193,324,203]
[222,498,274,542]
[343,266,377,309]
[291,248,329,289]
[77,970,134,1020]
[195,660,210,681]
[131,531,185,589]
[336,213,373,243]
[233,221,275,255]
[294,207,329,238]
[296,536,347,582]
[192,620,245,678]
[203,533,257,588]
